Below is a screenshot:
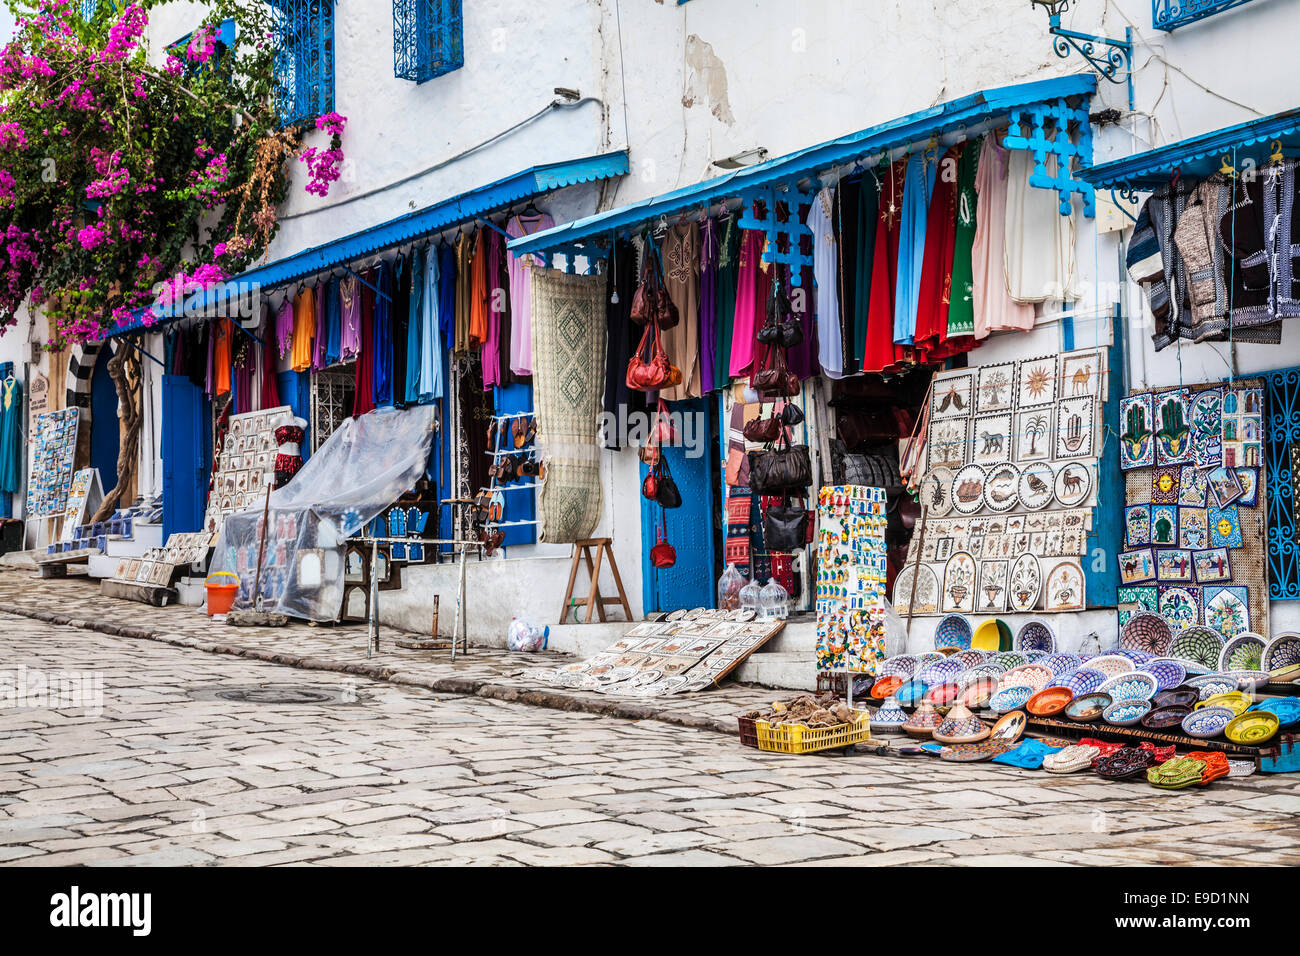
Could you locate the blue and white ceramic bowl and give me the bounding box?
[920,658,966,686]
[896,679,929,708]
[1097,671,1159,702]
[1041,654,1082,676]
[993,652,1029,670]
[1065,668,1107,697]
[952,650,990,670]
[1195,678,1238,700]
[987,684,1035,714]
[1139,659,1187,692]
[934,614,973,651]
[1088,655,1135,680]
[878,655,918,679]
[1113,648,1155,664]
[1103,698,1152,727]
[1015,618,1057,654]
[1181,705,1236,739]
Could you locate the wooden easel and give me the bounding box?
[559,538,631,624]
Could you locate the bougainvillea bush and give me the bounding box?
[0,0,342,346]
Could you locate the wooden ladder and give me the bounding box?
[559,538,632,624]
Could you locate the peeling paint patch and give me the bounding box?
[682,34,734,125]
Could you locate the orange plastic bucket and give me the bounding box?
[205,571,240,616]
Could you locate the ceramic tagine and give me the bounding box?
[902,699,943,738]
[872,696,908,731]
[932,703,990,744]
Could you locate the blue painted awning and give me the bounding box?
[1081,107,1300,191]
[109,150,629,337]
[508,74,1097,258]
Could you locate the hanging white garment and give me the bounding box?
[1004,149,1077,304]
[136,333,165,502]
[806,187,844,379]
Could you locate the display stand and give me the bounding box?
[359,535,482,660]
[60,469,102,542]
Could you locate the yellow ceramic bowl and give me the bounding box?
[1196,691,1251,716]
[972,619,1011,652]
[1224,710,1279,745]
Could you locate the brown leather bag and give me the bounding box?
[743,407,783,444]
[752,344,799,397]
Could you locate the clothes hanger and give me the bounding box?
[1218,153,1236,179]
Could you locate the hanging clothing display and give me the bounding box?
[894,150,939,347]
[275,295,295,360]
[1220,159,1300,328]
[699,217,719,390]
[492,231,515,388]
[372,261,394,407]
[714,217,740,391]
[602,238,647,447]
[391,255,411,406]
[439,242,457,353]
[863,158,907,374]
[324,276,342,367]
[661,221,702,401]
[1004,148,1077,304]
[729,227,766,377]
[454,232,473,355]
[946,137,981,340]
[352,270,376,417]
[971,135,1035,339]
[405,249,426,404]
[775,201,818,380]
[213,317,232,397]
[0,375,22,494]
[419,245,444,401]
[914,145,961,360]
[1173,174,1236,343]
[290,285,314,373]
[481,230,502,390]
[339,275,361,360]
[311,281,327,371]
[232,331,253,414]
[468,230,489,350]
[807,186,843,378]
[258,306,280,411]
[506,212,553,376]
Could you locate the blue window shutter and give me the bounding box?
[1263,365,1300,600]
[270,0,335,126]
[393,0,464,83]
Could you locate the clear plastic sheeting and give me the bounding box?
[210,405,437,622]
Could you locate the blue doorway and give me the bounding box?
[162,374,210,538]
[89,346,120,494]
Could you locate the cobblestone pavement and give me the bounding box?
[3,613,1300,866]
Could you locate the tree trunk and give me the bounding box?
[90,346,142,523]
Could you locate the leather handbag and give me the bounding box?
[654,461,682,509]
[781,402,805,427]
[752,344,799,397]
[641,470,660,502]
[777,320,804,349]
[650,511,676,569]
[747,429,812,494]
[630,257,655,325]
[626,322,679,392]
[763,502,809,553]
[743,409,783,444]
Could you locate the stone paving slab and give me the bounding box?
[1,612,1298,866]
[0,570,778,735]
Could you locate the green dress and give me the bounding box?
[714,216,741,392]
[947,136,981,338]
[0,377,22,494]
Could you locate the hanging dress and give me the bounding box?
[698,217,718,390]
[258,305,280,410]
[807,186,843,379]
[391,255,410,406]
[946,137,981,342]
[405,249,426,404]
[275,295,295,360]
[505,212,553,376]
[714,217,740,391]
[311,281,327,371]
[468,229,489,349]
[661,221,702,401]
[729,226,766,377]
[290,285,314,373]
[324,276,343,367]
[0,376,22,494]
[372,262,393,407]
[339,275,361,360]
[1005,147,1077,304]
[420,245,444,401]
[972,135,1036,339]
[438,243,457,353]
[213,318,233,396]
[862,158,908,374]
[914,145,961,361]
[894,150,940,348]
[481,231,502,390]
[454,232,473,355]
[352,270,376,417]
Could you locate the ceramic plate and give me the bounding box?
[1025,686,1074,717]
[1139,658,1186,692]
[1143,703,1192,729]
[1181,705,1235,738]
[1015,618,1057,654]
[878,655,919,679]
[1097,671,1159,702]
[1193,676,1237,700]
[1064,668,1107,697]
[1103,698,1152,726]
[920,468,955,517]
[1040,653,1081,676]
[1064,692,1112,722]
[938,740,1015,762]
[1249,697,1300,727]
[989,710,1027,742]
[1169,625,1227,672]
[1007,553,1042,613]
[1153,688,1198,708]
[1119,611,1173,655]
[1018,462,1055,510]
[1196,691,1250,715]
[957,675,1000,708]
[997,664,1053,693]
[992,651,1028,669]
[925,681,962,707]
[896,679,929,707]
[1054,460,1093,507]
[1263,633,1300,671]
[1087,655,1135,681]
[920,657,966,686]
[988,685,1035,714]
[870,675,905,699]
[951,464,989,515]
[953,649,989,670]
[1219,632,1267,672]
[914,651,947,671]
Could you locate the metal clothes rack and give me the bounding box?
[483,410,541,536]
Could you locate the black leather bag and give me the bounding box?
[763,504,809,553]
[747,431,812,493]
[654,457,682,509]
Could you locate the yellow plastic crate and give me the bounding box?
[754,709,873,754]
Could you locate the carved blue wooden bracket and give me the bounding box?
[737,184,816,286]
[1002,97,1097,218]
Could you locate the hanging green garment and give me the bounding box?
[714,216,741,392]
[947,136,982,338]
[852,173,879,367]
[0,376,22,493]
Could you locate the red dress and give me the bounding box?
[862,159,908,374]
[914,146,959,362]
[352,270,376,417]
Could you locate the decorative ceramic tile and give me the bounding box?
[1014,407,1054,461]
[1124,505,1151,548]
[977,559,1009,613]
[1207,465,1244,508]
[1156,547,1194,583]
[1234,467,1259,507]
[1208,504,1243,548]
[1153,388,1193,466]
[1192,547,1232,584]
[1060,348,1105,400]
[931,370,976,420]
[1120,392,1155,470]
[927,417,969,471]
[1178,506,1208,550]
[1177,465,1209,507]
[951,464,987,515]
[972,414,1013,464]
[976,362,1017,414]
[1017,461,1054,510]
[1055,396,1095,459]
[1119,547,1157,585]
[1044,560,1085,611]
[1007,553,1042,612]
[1118,585,1158,610]
[1220,386,1262,469]
[941,551,978,614]
[1151,467,1180,505]
[1054,460,1092,507]
[893,563,940,616]
[1017,356,1057,409]
[1189,388,1223,468]
[1203,585,1250,639]
[1150,504,1178,546]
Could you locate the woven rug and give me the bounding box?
[531,269,607,543]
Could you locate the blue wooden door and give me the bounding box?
[90,346,120,493]
[162,374,209,539]
[640,397,717,612]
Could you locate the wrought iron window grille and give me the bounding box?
[1153,0,1263,31]
[269,0,336,127]
[393,0,464,84]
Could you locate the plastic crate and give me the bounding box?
[737,715,759,749]
[755,709,873,754]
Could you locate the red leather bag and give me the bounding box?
[650,511,676,569]
[626,322,678,392]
